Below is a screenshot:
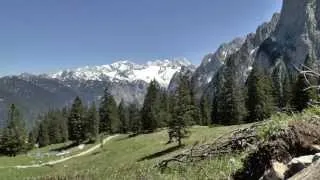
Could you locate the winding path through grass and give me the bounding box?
[14,135,119,169]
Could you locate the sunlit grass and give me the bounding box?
[0,125,247,180]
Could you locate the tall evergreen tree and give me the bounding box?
[118,100,129,133]
[292,75,317,112]
[200,94,210,126]
[59,107,69,142]
[86,103,99,142]
[158,90,171,127]
[141,79,161,132]
[28,120,40,149]
[211,95,219,125]
[0,104,28,156]
[190,88,201,125]
[279,75,293,110]
[99,88,120,134]
[68,96,85,144]
[47,111,62,144]
[168,75,192,146]
[214,59,247,125]
[271,61,293,109]
[128,103,141,134]
[292,55,318,112]
[28,130,37,149]
[247,66,275,122]
[99,88,110,133]
[38,120,50,147]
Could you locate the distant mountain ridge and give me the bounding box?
[45,58,194,87]
[0,58,195,127]
[3,0,315,130]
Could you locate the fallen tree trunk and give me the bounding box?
[157,117,320,179]
[234,120,320,180]
[156,123,263,170]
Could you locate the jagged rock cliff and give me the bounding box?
[191,38,245,100]
[255,0,320,72]
[195,0,320,118]
[200,13,280,103]
[168,66,195,94]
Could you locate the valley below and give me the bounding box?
[1,0,320,179]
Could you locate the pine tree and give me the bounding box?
[68,96,85,144]
[189,83,201,125]
[292,55,318,112]
[128,103,141,134]
[38,120,50,147]
[158,90,171,127]
[99,88,120,134]
[271,61,293,109]
[141,79,161,132]
[28,120,39,149]
[247,66,275,122]
[211,95,219,125]
[59,107,69,142]
[214,60,247,125]
[200,95,210,126]
[28,131,37,149]
[118,100,129,133]
[292,75,317,112]
[211,72,223,125]
[168,75,192,146]
[0,104,28,156]
[47,111,62,144]
[282,75,293,109]
[86,103,99,142]
[99,88,110,133]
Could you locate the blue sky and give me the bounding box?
[0,0,282,76]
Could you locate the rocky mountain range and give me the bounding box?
[1,0,318,129]
[0,59,195,127]
[255,0,320,75]
[197,0,320,113]
[199,12,281,103]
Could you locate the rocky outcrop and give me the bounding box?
[201,13,280,103]
[260,161,288,180]
[255,0,320,72]
[168,66,194,94]
[200,0,320,111]
[260,156,320,180]
[191,38,245,100]
[289,160,320,180]
[234,120,320,180]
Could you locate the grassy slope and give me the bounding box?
[0,125,247,180]
[0,141,97,167]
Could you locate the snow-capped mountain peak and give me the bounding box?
[48,58,195,87]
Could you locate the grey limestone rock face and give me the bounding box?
[200,13,280,103]
[256,0,320,71]
[191,38,245,100]
[168,66,195,94]
[201,0,320,108]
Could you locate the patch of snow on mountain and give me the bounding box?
[250,48,258,55]
[49,58,195,87]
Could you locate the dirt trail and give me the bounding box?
[15,135,119,169]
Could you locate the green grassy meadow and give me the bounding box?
[0,125,246,180]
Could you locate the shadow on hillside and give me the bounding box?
[114,133,140,142]
[91,151,101,156]
[50,143,79,152]
[137,145,185,162]
[50,141,93,152]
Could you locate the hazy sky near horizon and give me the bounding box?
[0,0,282,76]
